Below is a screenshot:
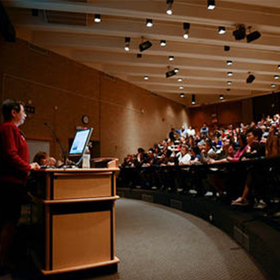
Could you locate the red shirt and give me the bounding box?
[0,121,31,185]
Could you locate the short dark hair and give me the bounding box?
[246,127,262,141]
[2,99,25,121]
[33,151,48,164]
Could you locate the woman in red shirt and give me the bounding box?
[0,99,40,273]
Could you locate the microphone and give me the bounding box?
[44,122,67,165]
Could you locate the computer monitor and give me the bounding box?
[69,128,93,157]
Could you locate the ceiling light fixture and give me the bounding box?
[139,37,153,52]
[166,0,174,15]
[179,86,184,90]
[246,74,255,83]
[174,68,179,73]
[180,93,185,98]
[178,78,183,82]
[183,22,190,39]
[160,40,166,47]
[146,19,153,28]
[227,72,233,76]
[219,95,224,100]
[166,66,177,78]
[169,56,174,61]
[227,60,233,66]
[274,75,280,80]
[233,24,246,41]
[278,65,280,70]
[218,26,226,34]
[207,0,215,10]
[271,84,276,88]
[246,28,261,43]
[124,37,130,51]
[192,94,196,105]
[224,45,230,51]
[227,81,232,85]
[144,75,149,80]
[94,14,101,23]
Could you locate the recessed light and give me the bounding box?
[169,56,174,61]
[174,68,179,73]
[94,14,101,23]
[219,95,224,100]
[160,40,166,47]
[180,93,185,98]
[179,86,184,90]
[227,72,233,76]
[218,26,226,34]
[144,76,149,80]
[271,84,276,88]
[146,19,153,28]
[178,78,183,82]
[227,60,233,66]
[227,81,232,85]
[274,75,279,80]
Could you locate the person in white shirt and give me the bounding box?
[178,145,191,165]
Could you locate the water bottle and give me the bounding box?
[82,146,91,168]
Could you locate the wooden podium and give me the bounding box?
[30,159,120,275]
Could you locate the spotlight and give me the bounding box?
[192,94,196,105]
[227,60,233,66]
[219,95,224,100]
[146,19,153,28]
[139,40,152,52]
[247,30,261,43]
[233,25,246,41]
[160,40,166,47]
[218,26,226,34]
[179,86,184,90]
[271,84,276,88]
[227,72,233,76]
[124,37,130,51]
[94,14,101,23]
[166,0,173,15]
[178,78,182,82]
[137,53,142,58]
[166,69,176,78]
[183,22,190,39]
[274,75,280,80]
[224,45,230,51]
[144,75,149,80]
[174,68,179,73]
[169,56,174,61]
[227,81,232,85]
[180,93,185,98]
[207,0,215,10]
[246,74,255,83]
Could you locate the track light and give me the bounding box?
[139,40,152,52]
[183,22,190,39]
[224,46,230,52]
[218,26,226,34]
[94,14,101,23]
[160,40,166,47]
[274,75,280,80]
[192,94,196,105]
[124,37,130,51]
[227,72,233,76]
[233,25,246,41]
[166,70,176,78]
[271,84,276,88]
[146,19,153,28]
[174,68,179,73]
[166,0,173,15]
[178,78,182,82]
[246,74,255,83]
[169,56,174,61]
[207,0,215,10]
[219,95,224,100]
[144,75,149,80]
[180,93,185,98]
[227,60,233,66]
[246,30,261,43]
[227,81,232,85]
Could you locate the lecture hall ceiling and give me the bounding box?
[3,0,280,107]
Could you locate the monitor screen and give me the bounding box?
[69,128,93,156]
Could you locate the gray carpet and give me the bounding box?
[104,198,268,280]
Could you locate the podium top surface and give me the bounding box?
[35,167,119,173]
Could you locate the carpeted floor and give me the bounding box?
[0,198,268,280]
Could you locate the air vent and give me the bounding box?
[28,43,49,56]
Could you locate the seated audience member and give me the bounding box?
[142,149,157,167]
[33,151,49,166]
[200,122,209,137]
[47,157,57,167]
[208,137,233,164]
[227,134,247,162]
[135,148,147,167]
[122,154,135,168]
[190,146,201,165]
[200,139,217,164]
[176,126,188,138]
[177,145,191,166]
[265,125,279,157]
[187,126,195,137]
[168,128,176,142]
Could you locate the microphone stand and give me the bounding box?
[44,123,67,165]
